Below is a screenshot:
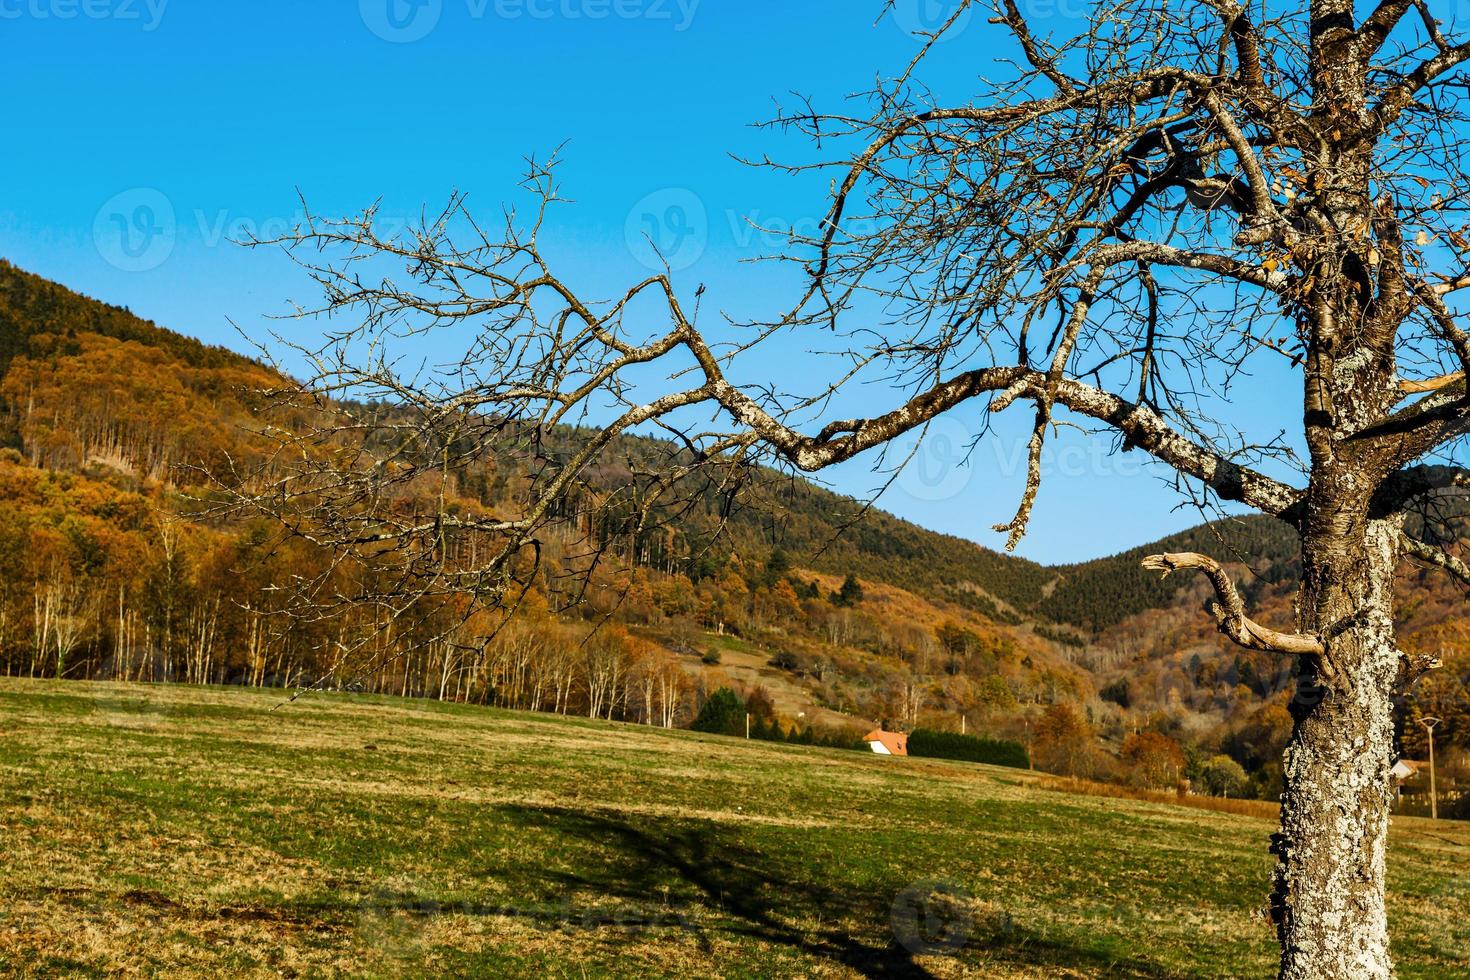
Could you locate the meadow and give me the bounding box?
[0,679,1465,978]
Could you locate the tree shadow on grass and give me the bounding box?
[481,803,933,978]
[456,803,1184,979]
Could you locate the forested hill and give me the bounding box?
[0,263,282,482]
[0,259,257,375]
[1042,516,1300,633]
[671,470,1056,622]
[627,444,1303,634]
[0,257,1302,636]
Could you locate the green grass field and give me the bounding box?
[0,680,1465,978]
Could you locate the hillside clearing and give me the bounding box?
[0,680,1464,978]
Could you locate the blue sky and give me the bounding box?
[0,0,1299,564]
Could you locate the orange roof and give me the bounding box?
[864,729,908,756]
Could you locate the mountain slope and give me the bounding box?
[1042,515,1301,633]
[0,259,256,375]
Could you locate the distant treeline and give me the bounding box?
[907,728,1030,769]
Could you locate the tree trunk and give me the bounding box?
[1274,516,1400,979]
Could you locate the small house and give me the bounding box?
[1391,759,1425,807]
[864,729,908,756]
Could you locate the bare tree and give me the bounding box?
[235,2,1470,975]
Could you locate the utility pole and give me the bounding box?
[745,712,750,740]
[1422,716,1441,820]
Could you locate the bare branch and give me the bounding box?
[1396,649,1444,690]
[1373,39,1470,131]
[1141,552,1324,656]
[994,0,1077,94]
[1398,529,1470,587]
[1358,0,1416,55]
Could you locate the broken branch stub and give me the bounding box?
[1140,552,1325,657]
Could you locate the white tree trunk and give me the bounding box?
[1274,518,1399,979]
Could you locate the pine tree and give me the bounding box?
[834,574,863,608]
[690,687,744,737]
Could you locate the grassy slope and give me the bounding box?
[0,682,1465,979]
